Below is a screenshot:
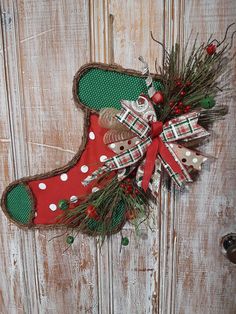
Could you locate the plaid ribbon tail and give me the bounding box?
[105,138,151,170]
[161,112,209,143]
[82,138,151,186]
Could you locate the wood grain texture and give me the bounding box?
[107,1,164,313]
[158,2,185,314]
[0,0,99,313]
[0,0,236,313]
[0,1,39,312]
[19,0,100,312]
[174,1,236,313]
[88,3,115,314]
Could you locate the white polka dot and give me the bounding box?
[89,131,95,140]
[185,151,191,156]
[100,155,107,162]
[70,195,78,203]
[110,143,116,149]
[81,165,89,173]
[92,187,100,193]
[39,183,46,190]
[60,173,68,181]
[170,144,174,148]
[49,204,57,211]
[192,158,198,163]
[34,212,38,217]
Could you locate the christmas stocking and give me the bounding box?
[1,63,162,234]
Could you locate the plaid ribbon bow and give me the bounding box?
[83,96,209,194]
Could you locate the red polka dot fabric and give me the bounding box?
[29,113,115,225]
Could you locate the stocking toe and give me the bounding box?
[1,182,34,227]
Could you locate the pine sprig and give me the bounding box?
[151,24,235,123]
[58,176,150,238]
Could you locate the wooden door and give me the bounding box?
[0,1,236,313]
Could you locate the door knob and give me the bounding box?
[222,233,236,264]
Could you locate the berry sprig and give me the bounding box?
[168,79,193,116]
[172,101,191,115]
[120,178,140,198]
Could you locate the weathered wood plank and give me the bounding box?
[171,1,236,313]
[1,0,99,313]
[109,0,165,73]
[158,2,185,313]
[0,1,40,312]
[89,2,113,313]
[107,1,165,313]
[16,0,99,313]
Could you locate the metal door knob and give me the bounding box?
[222,234,236,264]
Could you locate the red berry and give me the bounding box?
[169,101,175,107]
[185,81,192,87]
[178,101,183,107]
[127,186,133,193]
[151,91,164,104]
[175,80,182,88]
[206,44,216,55]
[180,90,186,97]
[86,205,99,220]
[184,105,191,113]
[175,108,181,115]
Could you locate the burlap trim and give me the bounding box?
[1,62,158,233]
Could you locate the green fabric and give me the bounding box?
[6,184,33,224]
[78,68,163,111]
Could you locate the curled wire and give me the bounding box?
[207,22,235,48]
[227,30,236,50]
[150,31,170,68]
